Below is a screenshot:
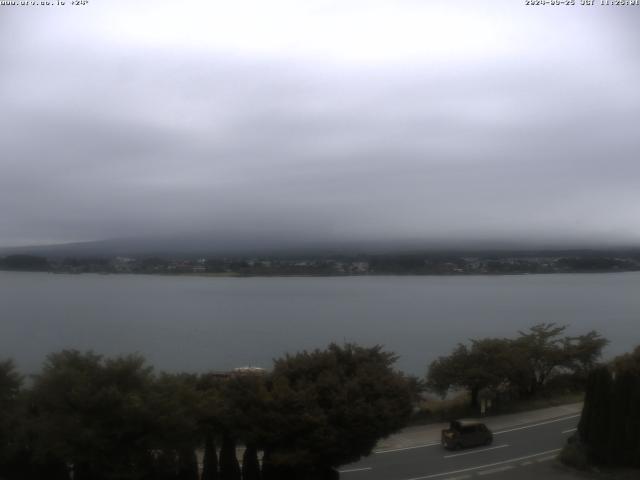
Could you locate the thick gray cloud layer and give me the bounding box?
[1,1,639,248]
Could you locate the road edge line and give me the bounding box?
[402,448,562,480]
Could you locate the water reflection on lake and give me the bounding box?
[1,271,638,375]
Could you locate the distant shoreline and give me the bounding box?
[3,251,640,277]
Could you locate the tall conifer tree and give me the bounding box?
[201,433,219,480]
[219,434,241,480]
[241,445,261,480]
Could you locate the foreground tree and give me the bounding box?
[2,343,413,479]
[512,323,571,395]
[218,433,241,480]
[563,331,609,380]
[612,345,640,375]
[156,450,179,480]
[427,339,513,407]
[29,351,158,480]
[150,373,203,480]
[427,324,608,406]
[201,433,219,480]
[577,366,613,464]
[241,445,261,480]
[216,374,268,480]
[177,448,199,480]
[195,373,226,480]
[0,360,24,479]
[263,343,413,478]
[574,346,640,468]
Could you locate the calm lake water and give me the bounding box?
[1,271,639,375]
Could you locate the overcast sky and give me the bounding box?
[1,1,639,249]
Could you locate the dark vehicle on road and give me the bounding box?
[441,419,493,450]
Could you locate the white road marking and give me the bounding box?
[478,465,514,476]
[374,442,440,454]
[443,444,509,459]
[562,428,577,434]
[338,467,372,474]
[374,414,579,455]
[401,448,562,480]
[536,455,557,463]
[520,461,533,466]
[494,414,580,435]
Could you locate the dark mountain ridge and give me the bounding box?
[1,232,639,260]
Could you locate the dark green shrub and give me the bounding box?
[560,438,589,470]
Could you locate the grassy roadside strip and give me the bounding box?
[408,391,585,426]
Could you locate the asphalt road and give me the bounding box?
[339,414,580,480]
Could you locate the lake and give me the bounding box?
[1,271,639,375]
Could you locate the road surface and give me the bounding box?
[339,413,579,480]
